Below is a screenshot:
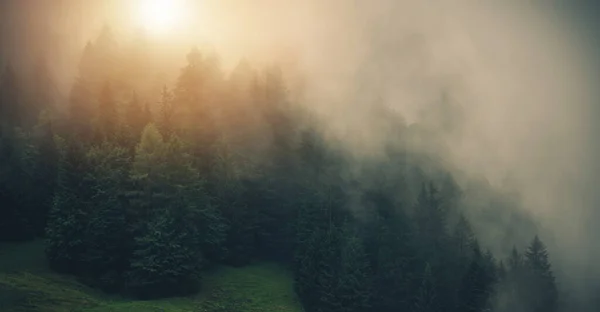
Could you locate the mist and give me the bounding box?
[200,2,600,306]
[1,0,599,310]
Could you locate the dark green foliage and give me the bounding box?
[413,263,439,312]
[80,143,130,291]
[126,207,204,299]
[336,224,373,312]
[0,129,40,241]
[524,236,558,312]
[415,182,448,255]
[0,36,562,311]
[45,137,90,273]
[126,124,227,297]
[29,118,59,236]
[494,238,559,312]
[212,143,258,266]
[364,191,418,312]
[456,245,494,312]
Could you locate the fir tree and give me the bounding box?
[81,143,130,291]
[524,236,558,312]
[456,245,494,312]
[45,137,91,273]
[126,124,226,297]
[413,263,440,312]
[337,224,373,312]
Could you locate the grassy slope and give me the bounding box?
[0,241,303,312]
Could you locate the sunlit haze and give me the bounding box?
[133,0,190,35]
[0,1,599,311]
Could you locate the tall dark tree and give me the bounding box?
[45,137,91,273]
[456,244,495,312]
[363,190,417,312]
[524,236,558,312]
[29,117,59,236]
[126,124,226,297]
[413,263,440,312]
[80,143,130,291]
[0,129,37,241]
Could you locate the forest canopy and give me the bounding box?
[0,25,560,312]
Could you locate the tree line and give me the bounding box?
[0,26,559,311]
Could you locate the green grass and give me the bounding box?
[0,240,303,312]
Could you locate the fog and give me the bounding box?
[1,0,599,309]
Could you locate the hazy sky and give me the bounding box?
[1,0,599,308]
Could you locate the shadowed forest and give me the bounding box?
[0,24,565,312]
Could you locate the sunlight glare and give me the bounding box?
[135,0,188,35]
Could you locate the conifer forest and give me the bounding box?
[1,1,599,311]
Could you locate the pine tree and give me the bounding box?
[456,245,494,312]
[414,182,450,274]
[81,142,130,291]
[126,206,203,298]
[212,140,258,266]
[30,116,59,236]
[337,224,373,312]
[524,236,558,312]
[453,214,476,260]
[126,124,226,297]
[45,137,91,273]
[294,183,345,311]
[0,129,38,241]
[413,263,440,312]
[362,189,417,312]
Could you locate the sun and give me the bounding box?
[135,0,188,35]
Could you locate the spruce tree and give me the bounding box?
[45,137,91,273]
[456,245,494,312]
[0,129,38,240]
[30,116,59,236]
[413,263,440,312]
[126,124,226,297]
[81,142,130,291]
[337,224,373,312]
[524,236,558,312]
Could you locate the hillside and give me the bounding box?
[0,241,302,312]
